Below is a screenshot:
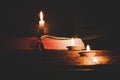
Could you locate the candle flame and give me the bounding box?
[71,37,74,46]
[40,11,43,21]
[86,44,90,51]
[39,11,45,34]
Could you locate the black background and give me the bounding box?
[0,0,119,49]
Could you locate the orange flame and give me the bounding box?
[86,44,90,51]
[71,37,74,46]
[40,11,44,21]
[39,11,45,29]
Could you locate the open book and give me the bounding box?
[41,35,85,50]
[0,35,85,50]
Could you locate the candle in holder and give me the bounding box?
[80,44,96,57]
[67,38,82,51]
[39,11,45,37]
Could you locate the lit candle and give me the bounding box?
[39,11,45,35]
[85,44,96,57]
[86,44,90,51]
[71,37,74,46]
[79,44,96,57]
[67,37,82,51]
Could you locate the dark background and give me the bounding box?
[0,0,119,49]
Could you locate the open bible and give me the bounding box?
[0,35,85,50]
[40,35,85,50]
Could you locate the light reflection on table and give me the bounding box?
[38,50,112,66]
[76,56,110,66]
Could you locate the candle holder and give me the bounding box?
[79,50,96,57]
[66,46,82,51]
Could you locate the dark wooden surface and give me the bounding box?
[1,50,120,79]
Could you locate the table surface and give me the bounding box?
[2,49,120,79]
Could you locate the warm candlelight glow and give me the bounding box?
[67,37,84,50]
[39,11,45,34]
[93,57,98,64]
[40,11,43,21]
[39,21,45,28]
[81,44,96,57]
[71,37,75,46]
[76,56,110,66]
[86,44,90,51]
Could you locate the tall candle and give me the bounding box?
[39,11,45,35]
